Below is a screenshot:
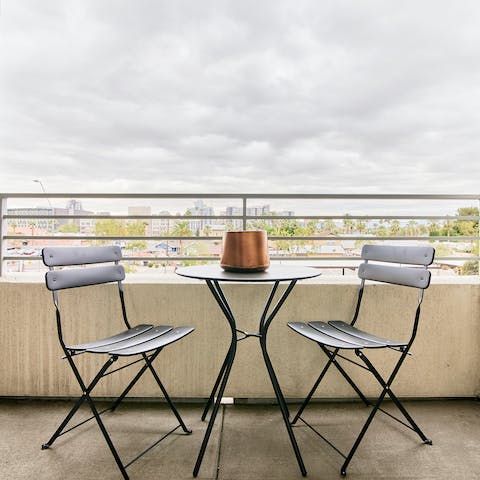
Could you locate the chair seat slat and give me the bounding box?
[329,321,406,347]
[309,321,384,348]
[288,322,365,349]
[67,324,154,351]
[110,327,195,356]
[88,326,173,353]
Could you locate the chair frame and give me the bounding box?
[40,246,193,480]
[288,245,435,476]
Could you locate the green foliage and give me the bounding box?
[57,222,80,233]
[461,260,479,275]
[321,219,338,234]
[94,219,147,250]
[125,221,147,251]
[95,219,125,237]
[450,207,479,237]
[171,221,193,237]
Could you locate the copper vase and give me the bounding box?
[220,230,270,272]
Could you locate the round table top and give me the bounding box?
[175,264,320,282]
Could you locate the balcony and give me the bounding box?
[1,398,479,479]
[0,193,479,479]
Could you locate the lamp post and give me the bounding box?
[33,179,55,246]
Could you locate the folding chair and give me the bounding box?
[288,244,435,476]
[41,246,194,480]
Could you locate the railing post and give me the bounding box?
[0,196,6,277]
[478,198,480,276]
[242,197,247,230]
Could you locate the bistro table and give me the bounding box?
[175,264,320,477]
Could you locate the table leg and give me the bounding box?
[193,280,237,477]
[259,280,307,477]
[201,342,234,421]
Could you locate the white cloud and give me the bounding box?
[1,0,480,195]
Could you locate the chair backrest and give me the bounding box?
[358,245,435,289]
[42,246,125,291]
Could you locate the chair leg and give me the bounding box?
[340,349,431,476]
[291,346,369,425]
[358,350,431,444]
[341,386,389,476]
[291,348,339,424]
[110,351,161,412]
[84,389,130,480]
[41,393,88,449]
[146,359,192,434]
[321,346,370,407]
[109,350,192,434]
[42,356,116,449]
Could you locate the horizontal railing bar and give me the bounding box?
[2,193,480,200]
[4,235,480,241]
[4,214,480,221]
[4,214,244,220]
[5,255,479,262]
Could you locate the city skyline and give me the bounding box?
[1,2,480,195]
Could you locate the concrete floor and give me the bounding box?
[0,399,478,480]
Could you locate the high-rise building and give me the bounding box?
[152,211,172,235]
[188,200,214,233]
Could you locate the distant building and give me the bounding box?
[7,199,94,234]
[188,200,214,233]
[225,204,272,229]
[152,211,172,236]
[7,206,55,232]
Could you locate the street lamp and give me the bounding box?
[33,179,53,208]
[33,179,55,241]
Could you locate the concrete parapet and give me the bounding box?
[0,277,478,399]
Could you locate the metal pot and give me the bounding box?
[220,230,270,272]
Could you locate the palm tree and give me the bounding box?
[172,221,193,254]
[342,214,354,234]
[390,220,401,236]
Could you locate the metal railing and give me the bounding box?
[1,193,479,276]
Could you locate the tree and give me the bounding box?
[305,221,318,236]
[461,260,479,275]
[428,221,441,236]
[451,207,479,237]
[405,220,419,237]
[342,214,354,234]
[322,219,338,235]
[172,221,193,254]
[57,222,80,233]
[389,220,401,236]
[125,221,147,251]
[355,220,367,235]
[94,219,126,246]
[203,224,212,237]
[95,219,125,237]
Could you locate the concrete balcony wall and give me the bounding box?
[0,277,479,399]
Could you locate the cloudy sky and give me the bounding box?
[1,0,480,195]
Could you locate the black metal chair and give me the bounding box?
[288,244,435,476]
[41,246,194,480]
